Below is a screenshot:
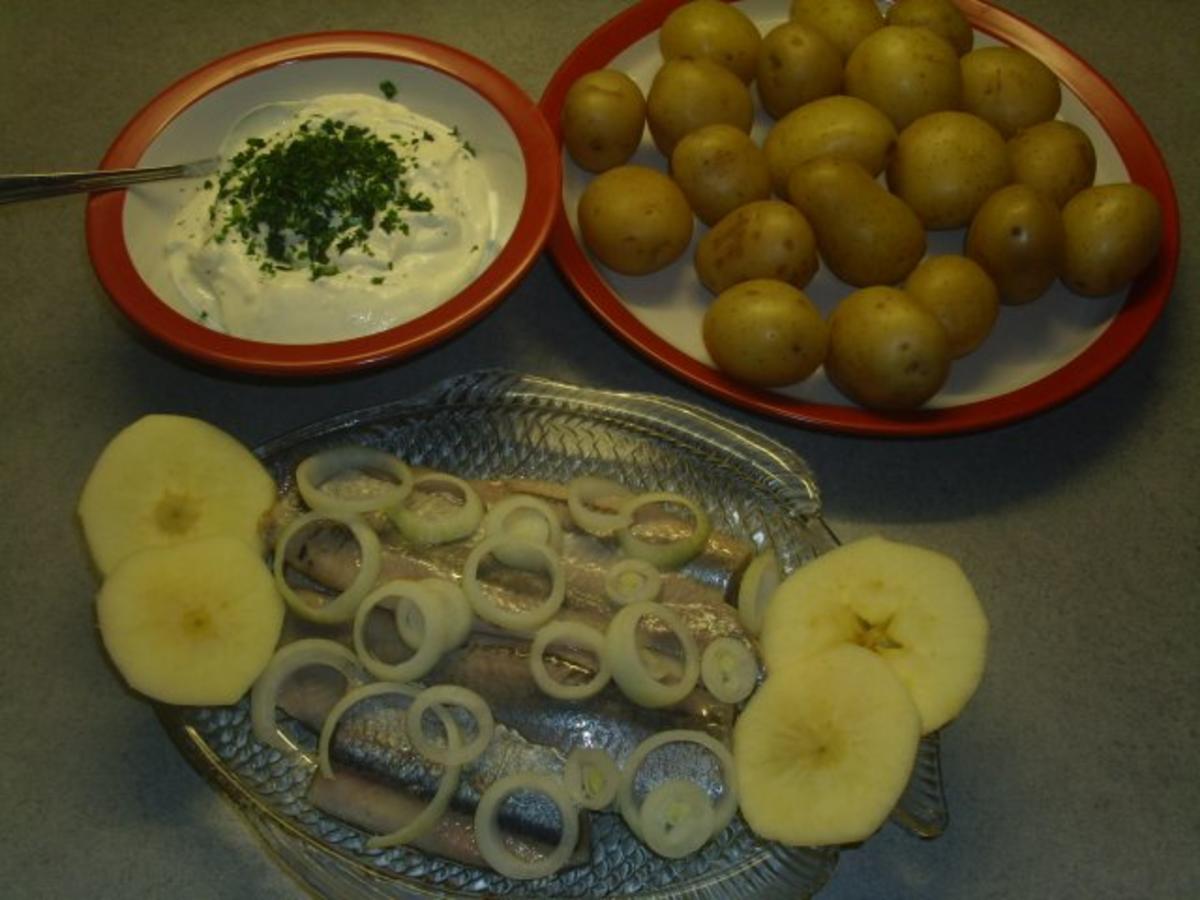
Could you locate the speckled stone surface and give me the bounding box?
[1,2,1196,898]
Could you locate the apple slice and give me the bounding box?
[761,535,988,733]
[78,415,277,575]
[733,643,920,846]
[97,536,284,706]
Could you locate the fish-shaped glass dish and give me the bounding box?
[156,370,948,899]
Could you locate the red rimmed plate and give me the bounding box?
[541,0,1179,436]
[87,31,560,376]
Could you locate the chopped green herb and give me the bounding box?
[379,80,398,100]
[462,140,476,157]
[371,276,385,285]
[422,130,434,142]
[202,179,212,189]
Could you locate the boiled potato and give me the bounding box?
[561,69,646,173]
[703,279,829,387]
[965,183,1064,304]
[577,165,695,275]
[826,286,951,410]
[671,124,772,226]
[695,200,819,294]
[660,0,762,84]
[1007,120,1096,208]
[646,57,755,157]
[904,255,999,357]
[1061,183,1163,297]
[885,0,974,56]
[961,46,1061,138]
[756,21,843,120]
[887,111,1010,229]
[763,95,898,194]
[788,156,926,287]
[789,0,884,59]
[844,25,962,130]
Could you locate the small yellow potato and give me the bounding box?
[961,46,1061,138]
[577,165,695,275]
[763,95,898,195]
[646,57,755,157]
[1007,120,1097,208]
[670,124,772,226]
[1060,183,1163,297]
[755,21,843,120]
[904,255,999,357]
[887,110,1010,229]
[885,0,974,56]
[965,184,1065,304]
[844,25,962,130]
[660,0,763,84]
[788,156,926,287]
[703,279,829,387]
[695,200,819,294]
[561,69,647,173]
[789,0,884,59]
[826,286,951,410]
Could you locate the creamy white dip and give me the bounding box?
[166,93,498,343]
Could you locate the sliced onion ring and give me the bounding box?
[474,773,580,881]
[638,780,717,858]
[617,729,738,849]
[353,580,447,683]
[605,601,700,708]
[250,639,363,751]
[317,681,462,850]
[393,578,473,652]
[529,621,611,701]
[604,558,663,606]
[700,636,759,704]
[737,549,781,636]
[388,472,483,545]
[564,747,620,811]
[404,684,495,768]
[566,476,633,536]
[295,446,413,516]
[273,511,382,624]
[482,494,563,569]
[462,535,565,632]
[616,492,712,570]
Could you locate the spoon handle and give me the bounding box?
[0,158,218,205]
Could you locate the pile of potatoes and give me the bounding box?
[563,0,1163,412]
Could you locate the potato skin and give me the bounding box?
[1060,184,1163,297]
[961,46,1061,138]
[764,95,898,195]
[1007,120,1096,208]
[561,69,646,173]
[788,156,926,287]
[844,25,962,130]
[577,165,695,276]
[660,0,763,84]
[904,254,999,357]
[703,279,829,387]
[646,57,754,157]
[887,111,1010,230]
[789,0,884,59]
[885,0,974,56]
[756,21,843,120]
[670,124,772,227]
[825,286,951,410]
[695,200,819,294]
[965,183,1065,304]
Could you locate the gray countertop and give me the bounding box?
[1,2,1196,898]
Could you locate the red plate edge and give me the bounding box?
[85,31,562,377]
[539,0,1181,438]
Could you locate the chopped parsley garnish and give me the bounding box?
[209,116,433,280]
[371,276,386,285]
[379,80,398,100]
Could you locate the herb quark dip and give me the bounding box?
[166,92,498,343]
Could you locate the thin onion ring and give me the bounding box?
[388,472,483,545]
[605,601,700,708]
[250,638,363,751]
[737,549,781,636]
[474,773,580,880]
[462,535,565,632]
[273,511,382,624]
[394,578,473,652]
[616,492,712,570]
[566,476,633,536]
[482,494,564,570]
[352,580,447,683]
[529,621,611,701]
[639,779,717,858]
[295,446,413,516]
[700,636,759,704]
[604,558,663,606]
[404,684,495,768]
[564,747,620,811]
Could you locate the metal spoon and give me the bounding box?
[0,157,218,205]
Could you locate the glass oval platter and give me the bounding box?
[156,370,949,898]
